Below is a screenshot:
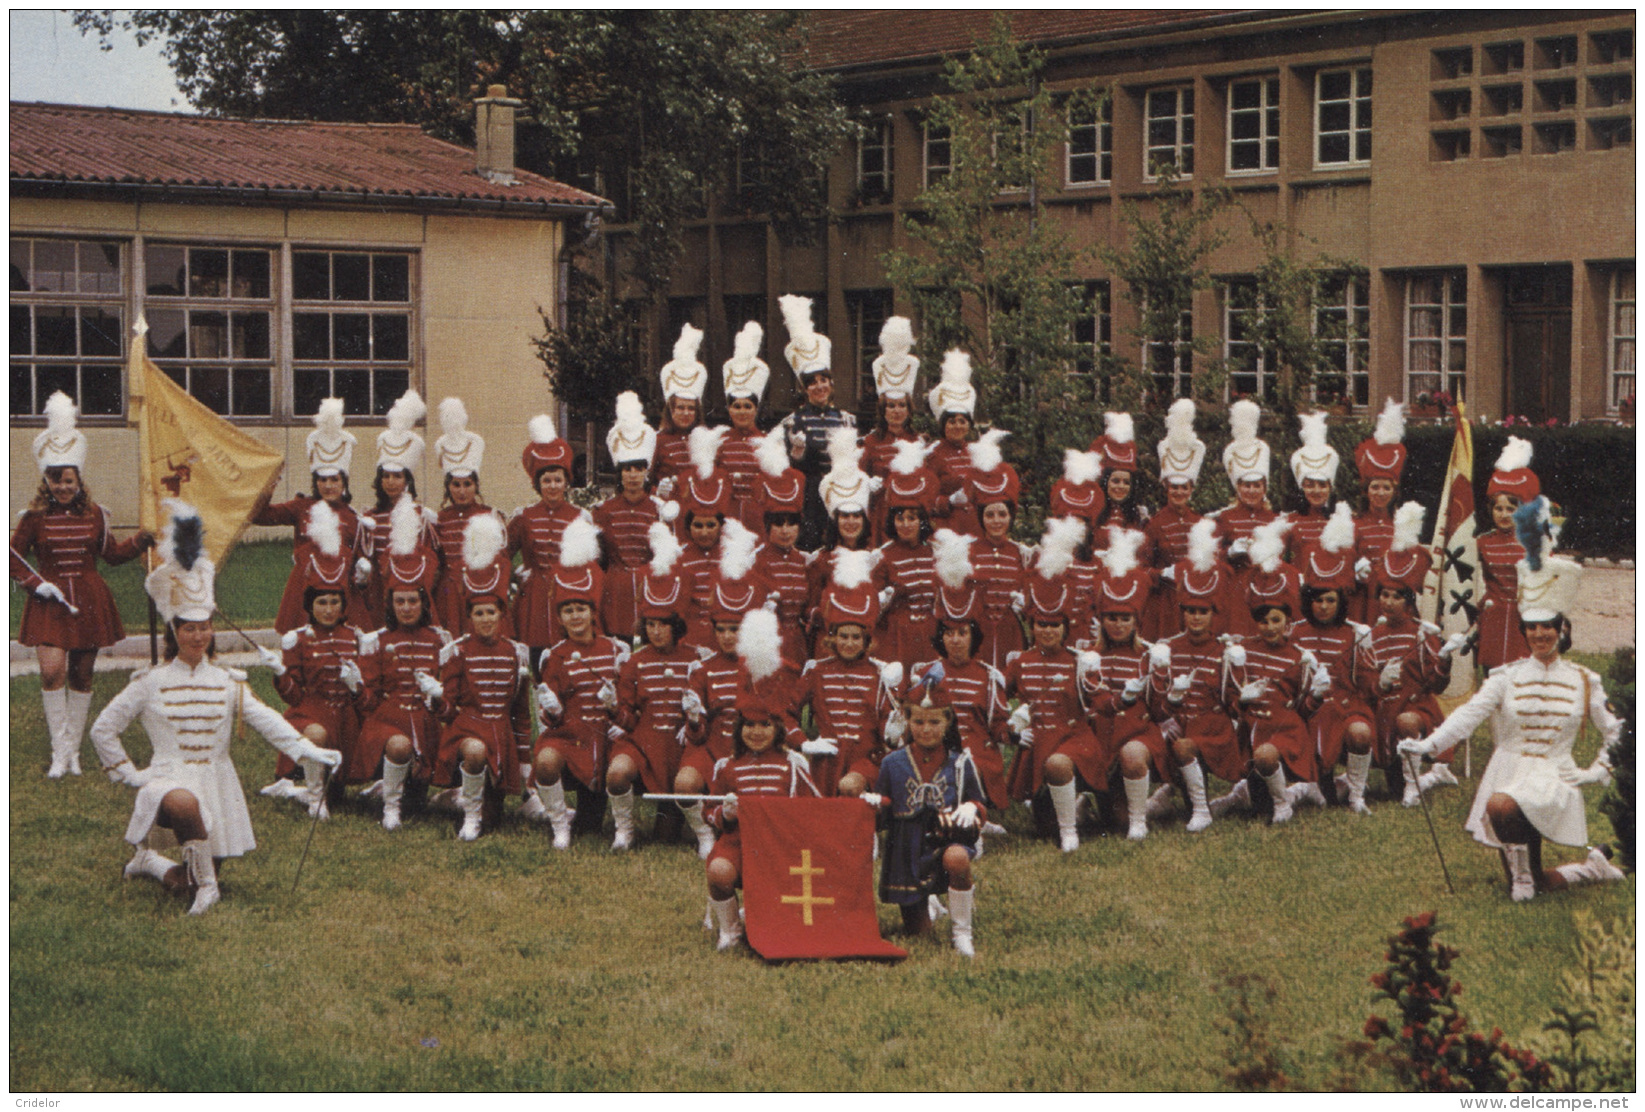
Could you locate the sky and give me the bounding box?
[9,9,191,112]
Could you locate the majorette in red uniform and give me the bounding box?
[430,396,507,636]
[927,350,982,539]
[1365,501,1469,806]
[653,324,709,494]
[806,427,879,657]
[799,551,902,797]
[702,691,821,952]
[1291,502,1378,813]
[595,391,671,643]
[509,413,586,652]
[1476,437,1539,671]
[1351,399,1408,624]
[1142,398,1206,640]
[1084,527,1172,841]
[12,391,154,777]
[862,317,924,544]
[747,427,810,667]
[1210,398,1277,639]
[675,425,733,547]
[1049,448,1106,553]
[672,455,729,652]
[1030,517,1093,652]
[965,430,1029,674]
[443,509,515,644]
[718,321,774,536]
[254,396,371,632]
[358,390,440,623]
[1284,410,1342,562]
[875,438,942,674]
[531,527,633,850]
[352,558,451,832]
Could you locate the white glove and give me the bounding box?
[1379,660,1403,692]
[883,708,907,747]
[606,723,625,742]
[950,801,981,829]
[1016,726,1035,749]
[414,670,444,702]
[596,679,618,710]
[1562,759,1613,787]
[681,688,705,723]
[1159,565,1175,582]
[801,737,839,758]
[658,500,680,524]
[1167,674,1192,704]
[1354,557,1372,582]
[1396,736,1434,759]
[788,428,808,457]
[867,475,884,494]
[879,661,904,691]
[1149,641,1172,670]
[116,764,154,788]
[1238,679,1269,704]
[878,585,896,608]
[338,658,363,693]
[721,793,739,822]
[295,741,344,769]
[1121,677,1146,704]
[762,595,780,612]
[32,581,66,605]
[256,644,286,676]
[536,683,563,719]
[1440,632,1470,659]
[1007,702,1033,734]
[859,792,884,809]
[354,556,373,586]
[1308,666,1333,698]
[1223,644,1247,669]
[655,476,675,501]
[1229,537,1250,558]
[949,488,969,507]
[1009,591,1026,616]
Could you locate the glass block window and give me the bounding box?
[10,237,126,417]
[291,250,413,417]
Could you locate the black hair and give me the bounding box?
[885,503,933,545]
[933,617,984,658]
[1301,585,1347,628]
[1093,612,1135,650]
[685,509,726,534]
[823,508,872,551]
[162,617,217,662]
[1249,602,1292,623]
[534,464,571,492]
[1520,616,1573,655]
[1095,470,1144,529]
[1290,485,1333,516]
[940,412,973,439]
[310,471,353,505]
[301,585,347,625]
[384,586,431,631]
[873,394,915,438]
[977,500,1018,535]
[441,471,485,509]
[732,710,788,757]
[763,510,802,533]
[641,612,689,646]
[1376,583,1418,610]
[373,466,418,512]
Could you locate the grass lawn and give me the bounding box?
[8,654,1632,1092]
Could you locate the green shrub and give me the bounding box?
[1600,647,1635,870]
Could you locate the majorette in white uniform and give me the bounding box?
[89,500,341,914]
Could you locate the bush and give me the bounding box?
[1530,909,1636,1092]
[1599,646,1635,870]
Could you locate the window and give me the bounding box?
[992,103,1033,193]
[290,250,413,417]
[143,243,275,417]
[1223,279,1276,401]
[1316,67,1372,167]
[1145,86,1195,178]
[846,289,894,400]
[1228,77,1280,173]
[1314,272,1370,410]
[1066,97,1112,186]
[10,237,125,417]
[923,122,952,188]
[1405,270,1467,403]
[1145,303,1194,400]
[1611,268,1635,413]
[856,118,893,203]
[722,294,766,340]
[1072,281,1113,401]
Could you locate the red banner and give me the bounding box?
[739,797,906,961]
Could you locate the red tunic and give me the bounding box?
[1212,503,1278,637]
[431,503,501,634]
[11,504,145,649]
[1141,504,1202,640]
[610,643,699,793]
[653,427,695,492]
[676,540,722,649]
[355,625,448,779]
[804,545,881,654]
[861,428,922,542]
[927,440,980,537]
[1350,509,1395,623]
[434,634,530,791]
[360,500,440,625]
[717,427,767,535]
[1088,640,1172,781]
[751,542,810,665]
[909,656,1010,809]
[253,495,371,631]
[1284,507,1331,563]
[1290,620,1375,770]
[682,656,804,782]
[705,749,821,875]
[442,552,515,641]
[1475,529,1529,671]
[534,635,628,788]
[1003,645,1105,797]
[1152,632,1243,782]
[799,655,892,793]
[971,537,1028,673]
[1222,635,1316,781]
[592,493,660,643]
[875,539,936,673]
[1365,616,1450,763]
[507,500,586,648]
[274,622,366,781]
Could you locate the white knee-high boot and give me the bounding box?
[182,840,219,915]
[1555,847,1627,889]
[536,778,572,850]
[62,689,90,775]
[42,687,70,779]
[1048,780,1079,852]
[681,801,715,859]
[1208,777,1249,817]
[1344,751,1372,814]
[1123,774,1150,841]
[947,886,975,958]
[610,787,636,850]
[1263,766,1293,824]
[300,757,331,820]
[1181,761,1212,833]
[710,895,743,951]
[381,758,410,831]
[457,767,486,841]
[1503,844,1536,902]
[1419,761,1459,792]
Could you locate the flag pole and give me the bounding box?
[130,313,160,665]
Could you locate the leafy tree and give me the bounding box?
[879,15,1103,533]
[530,269,643,481]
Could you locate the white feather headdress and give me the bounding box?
[558,515,601,569]
[688,425,728,480]
[1495,436,1534,473]
[435,396,485,478]
[889,438,935,476]
[832,547,878,590]
[1036,517,1087,580]
[304,396,354,477]
[754,425,790,478]
[1391,501,1426,552]
[1186,518,1220,573]
[1157,397,1204,484]
[1373,398,1405,446]
[1319,502,1355,554]
[718,519,759,582]
[1102,526,1146,579]
[307,500,342,558]
[967,428,1010,473]
[737,607,784,683]
[463,512,506,571]
[1248,517,1292,573]
[1062,449,1103,486]
[932,528,974,589]
[648,520,684,577]
[927,349,977,420]
[1103,411,1133,444]
[388,495,422,556]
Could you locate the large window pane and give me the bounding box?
[293,313,330,360]
[145,245,187,296]
[189,248,229,298]
[81,242,122,294]
[232,367,271,416]
[335,368,373,413]
[38,364,76,400]
[35,307,76,355]
[11,305,31,354]
[147,309,188,359]
[232,250,270,299]
[81,365,124,415]
[333,254,370,301]
[373,314,409,361]
[80,309,121,357]
[333,313,371,360]
[12,363,33,414]
[233,312,270,360]
[33,241,74,293]
[293,369,334,417]
[189,311,229,358]
[293,252,330,301]
[191,366,230,413]
[373,255,409,302]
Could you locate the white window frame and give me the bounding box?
[1144,85,1195,180]
[1065,96,1112,187]
[1227,76,1281,175]
[1143,301,1194,400]
[856,117,893,202]
[923,121,952,189]
[1312,271,1371,411]
[1222,279,1276,402]
[1315,66,1373,168]
[1403,270,1468,404]
[1610,267,1636,414]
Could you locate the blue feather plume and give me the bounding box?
[1513,496,1547,572]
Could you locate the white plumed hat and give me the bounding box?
[660,323,708,402]
[780,294,831,378]
[1156,398,1204,485]
[605,391,657,469]
[1222,399,1270,485]
[435,396,485,479]
[1289,411,1340,486]
[32,391,87,473]
[305,397,355,478]
[927,349,977,420]
[376,389,427,473]
[872,316,919,400]
[722,321,770,403]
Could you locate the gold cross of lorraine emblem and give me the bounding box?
[780,849,835,926]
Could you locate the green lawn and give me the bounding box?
[8,657,1632,1092]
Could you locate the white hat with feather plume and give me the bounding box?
[660,323,708,402]
[376,389,427,473]
[435,396,485,479]
[722,321,770,403]
[873,316,919,400]
[33,390,87,473]
[780,295,831,378]
[1157,398,1204,485]
[305,397,355,478]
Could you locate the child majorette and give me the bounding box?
[862,316,924,543]
[358,389,440,623]
[1475,438,1540,672]
[1211,399,1278,640]
[1291,503,1378,813]
[927,350,982,539]
[1351,399,1407,625]
[718,321,775,536]
[594,391,669,643]
[91,501,341,915]
[865,679,986,958]
[353,560,451,832]
[875,438,942,674]
[431,397,507,635]
[1142,398,1207,641]
[531,519,627,849]
[254,396,370,631]
[510,412,586,654]
[965,429,1028,674]
[654,323,708,494]
[1285,410,1342,560]
[1366,502,1469,806]
[748,426,811,667]
[12,391,155,778]
[703,692,821,951]
[801,550,903,798]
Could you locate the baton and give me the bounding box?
[38,587,80,616]
[1403,748,1456,896]
[291,764,332,893]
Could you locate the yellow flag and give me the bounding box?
[130,319,285,568]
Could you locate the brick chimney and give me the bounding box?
[474,84,522,185]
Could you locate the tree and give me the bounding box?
[73,10,851,293]
[879,15,1102,532]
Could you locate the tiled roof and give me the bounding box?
[9,101,609,213]
[800,10,1271,72]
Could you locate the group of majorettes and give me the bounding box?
[15,298,1597,948]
